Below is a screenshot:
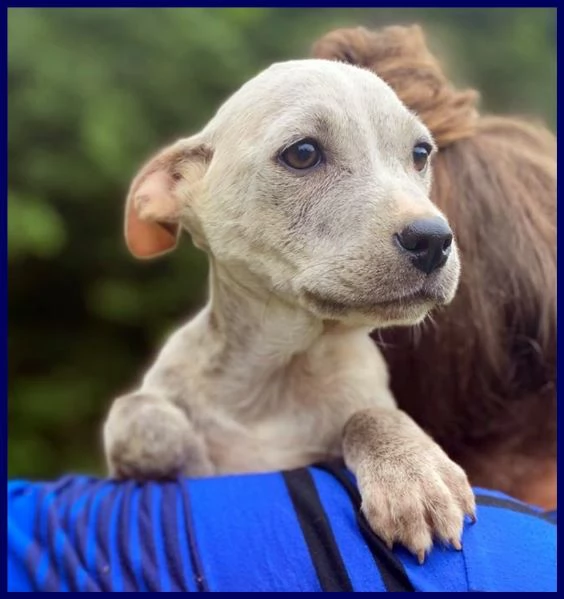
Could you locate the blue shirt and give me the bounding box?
[7,462,556,592]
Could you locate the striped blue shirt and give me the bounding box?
[7,463,556,592]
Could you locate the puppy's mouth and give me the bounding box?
[302,285,446,320]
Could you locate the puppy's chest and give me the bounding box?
[199,404,339,474]
[191,368,389,474]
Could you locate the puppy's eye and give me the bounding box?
[280,139,323,171]
[412,142,433,172]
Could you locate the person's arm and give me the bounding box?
[7,463,556,592]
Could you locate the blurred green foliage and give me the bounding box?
[8,8,556,479]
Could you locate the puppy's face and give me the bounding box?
[125,60,460,328]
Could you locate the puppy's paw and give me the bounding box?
[103,393,213,480]
[357,445,476,564]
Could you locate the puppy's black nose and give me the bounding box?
[395,217,453,274]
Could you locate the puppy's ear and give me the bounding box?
[124,139,212,259]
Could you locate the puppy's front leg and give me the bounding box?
[103,392,214,480]
[343,407,476,563]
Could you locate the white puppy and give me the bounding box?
[104,59,475,562]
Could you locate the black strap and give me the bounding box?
[283,468,354,592]
[313,461,415,593]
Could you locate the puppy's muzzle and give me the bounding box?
[395,217,453,275]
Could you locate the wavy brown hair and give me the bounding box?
[313,25,556,508]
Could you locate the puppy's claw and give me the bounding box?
[417,550,426,565]
[469,513,477,524]
[451,538,462,551]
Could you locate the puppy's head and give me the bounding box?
[124,59,460,328]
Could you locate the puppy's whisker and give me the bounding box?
[372,329,396,350]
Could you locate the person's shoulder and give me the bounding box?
[459,487,556,593]
[7,474,557,593]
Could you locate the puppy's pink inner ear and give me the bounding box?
[125,169,181,259]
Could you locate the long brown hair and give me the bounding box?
[313,25,556,506]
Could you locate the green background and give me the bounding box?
[8,8,556,479]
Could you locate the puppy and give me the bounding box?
[104,59,475,562]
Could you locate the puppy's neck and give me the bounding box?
[207,260,323,368]
[192,259,367,417]
[180,258,374,419]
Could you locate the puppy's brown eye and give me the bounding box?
[412,142,432,172]
[280,139,322,171]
